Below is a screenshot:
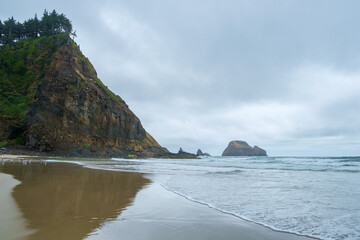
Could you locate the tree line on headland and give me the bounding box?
[0,10,75,45]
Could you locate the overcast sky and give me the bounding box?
[2,0,360,156]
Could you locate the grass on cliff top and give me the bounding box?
[0,34,69,141]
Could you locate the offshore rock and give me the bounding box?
[196,149,211,157]
[176,147,196,158]
[222,140,267,156]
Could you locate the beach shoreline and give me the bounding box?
[1,155,317,240]
[86,173,317,240]
[0,172,35,240]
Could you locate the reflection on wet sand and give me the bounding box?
[0,161,150,240]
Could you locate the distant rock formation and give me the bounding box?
[176,147,196,158]
[222,141,267,156]
[196,149,211,157]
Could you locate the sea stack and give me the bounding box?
[176,147,197,158]
[196,149,211,157]
[222,140,267,156]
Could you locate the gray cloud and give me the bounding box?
[2,0,360,156]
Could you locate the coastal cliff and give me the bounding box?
[0,34,168,157]
[222,140,267,156]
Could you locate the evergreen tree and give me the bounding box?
[23,18,34,38]
[49,10,60,34]
[40,9,51,37]
[3,17,17,44]
[14,22,24,40]
[23,15,40,39]
[59,13,72,34]
[0,10,74,44]
[34,14,40,38]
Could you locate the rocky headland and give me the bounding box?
[0,33,176,158]
[222,140,267,156]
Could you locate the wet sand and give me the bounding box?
[0,160,150,240]
[0,173,35,240]
[0,158,316,240]
[86,177,315,240]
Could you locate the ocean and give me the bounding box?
[82,156,360,240]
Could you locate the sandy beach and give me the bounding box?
[0,159,150,240]
[0,157,316,240]
[86,177,315,240]
[0,173,35,240]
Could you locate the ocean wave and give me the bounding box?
[161,183,322,240]
[205,169,244,175]
[338,158,360,163]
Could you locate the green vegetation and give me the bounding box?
[0,34,69,121]
[84,143,91,149]
[0,10,74,45]
[0,33,70,145]
[0,140,8,147]
[70,78,86,91]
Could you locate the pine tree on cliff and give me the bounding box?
[40,10,52,37]
[40,10,72,37]
[2,17,17,44]
[58,13,72,35]
[0,10,73,45]
[15,21,23,40]
[23,14,40,39]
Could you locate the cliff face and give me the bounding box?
[1,34,168,157]
[1,34,68,148]
[222,140,267,156]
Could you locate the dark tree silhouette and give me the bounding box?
[23,14,40,39]
[2,17,17,44]
[0,10,74,45]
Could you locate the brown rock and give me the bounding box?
[222,140,267,156]
[23,41,168,157]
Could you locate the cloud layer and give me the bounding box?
[2,0,360,155]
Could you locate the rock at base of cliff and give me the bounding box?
[222,140,267,156]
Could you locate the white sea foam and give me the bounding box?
[81,156,360,240]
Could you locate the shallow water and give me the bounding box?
[0,161,149,240]
[85,156,360,240]
[1,156,358,240]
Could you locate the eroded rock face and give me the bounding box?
[222,140,267,156]
[24,43,167,157]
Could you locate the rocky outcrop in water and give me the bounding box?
[176,147,196,158]
[222,140,267,156]
[196,149,210,157]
